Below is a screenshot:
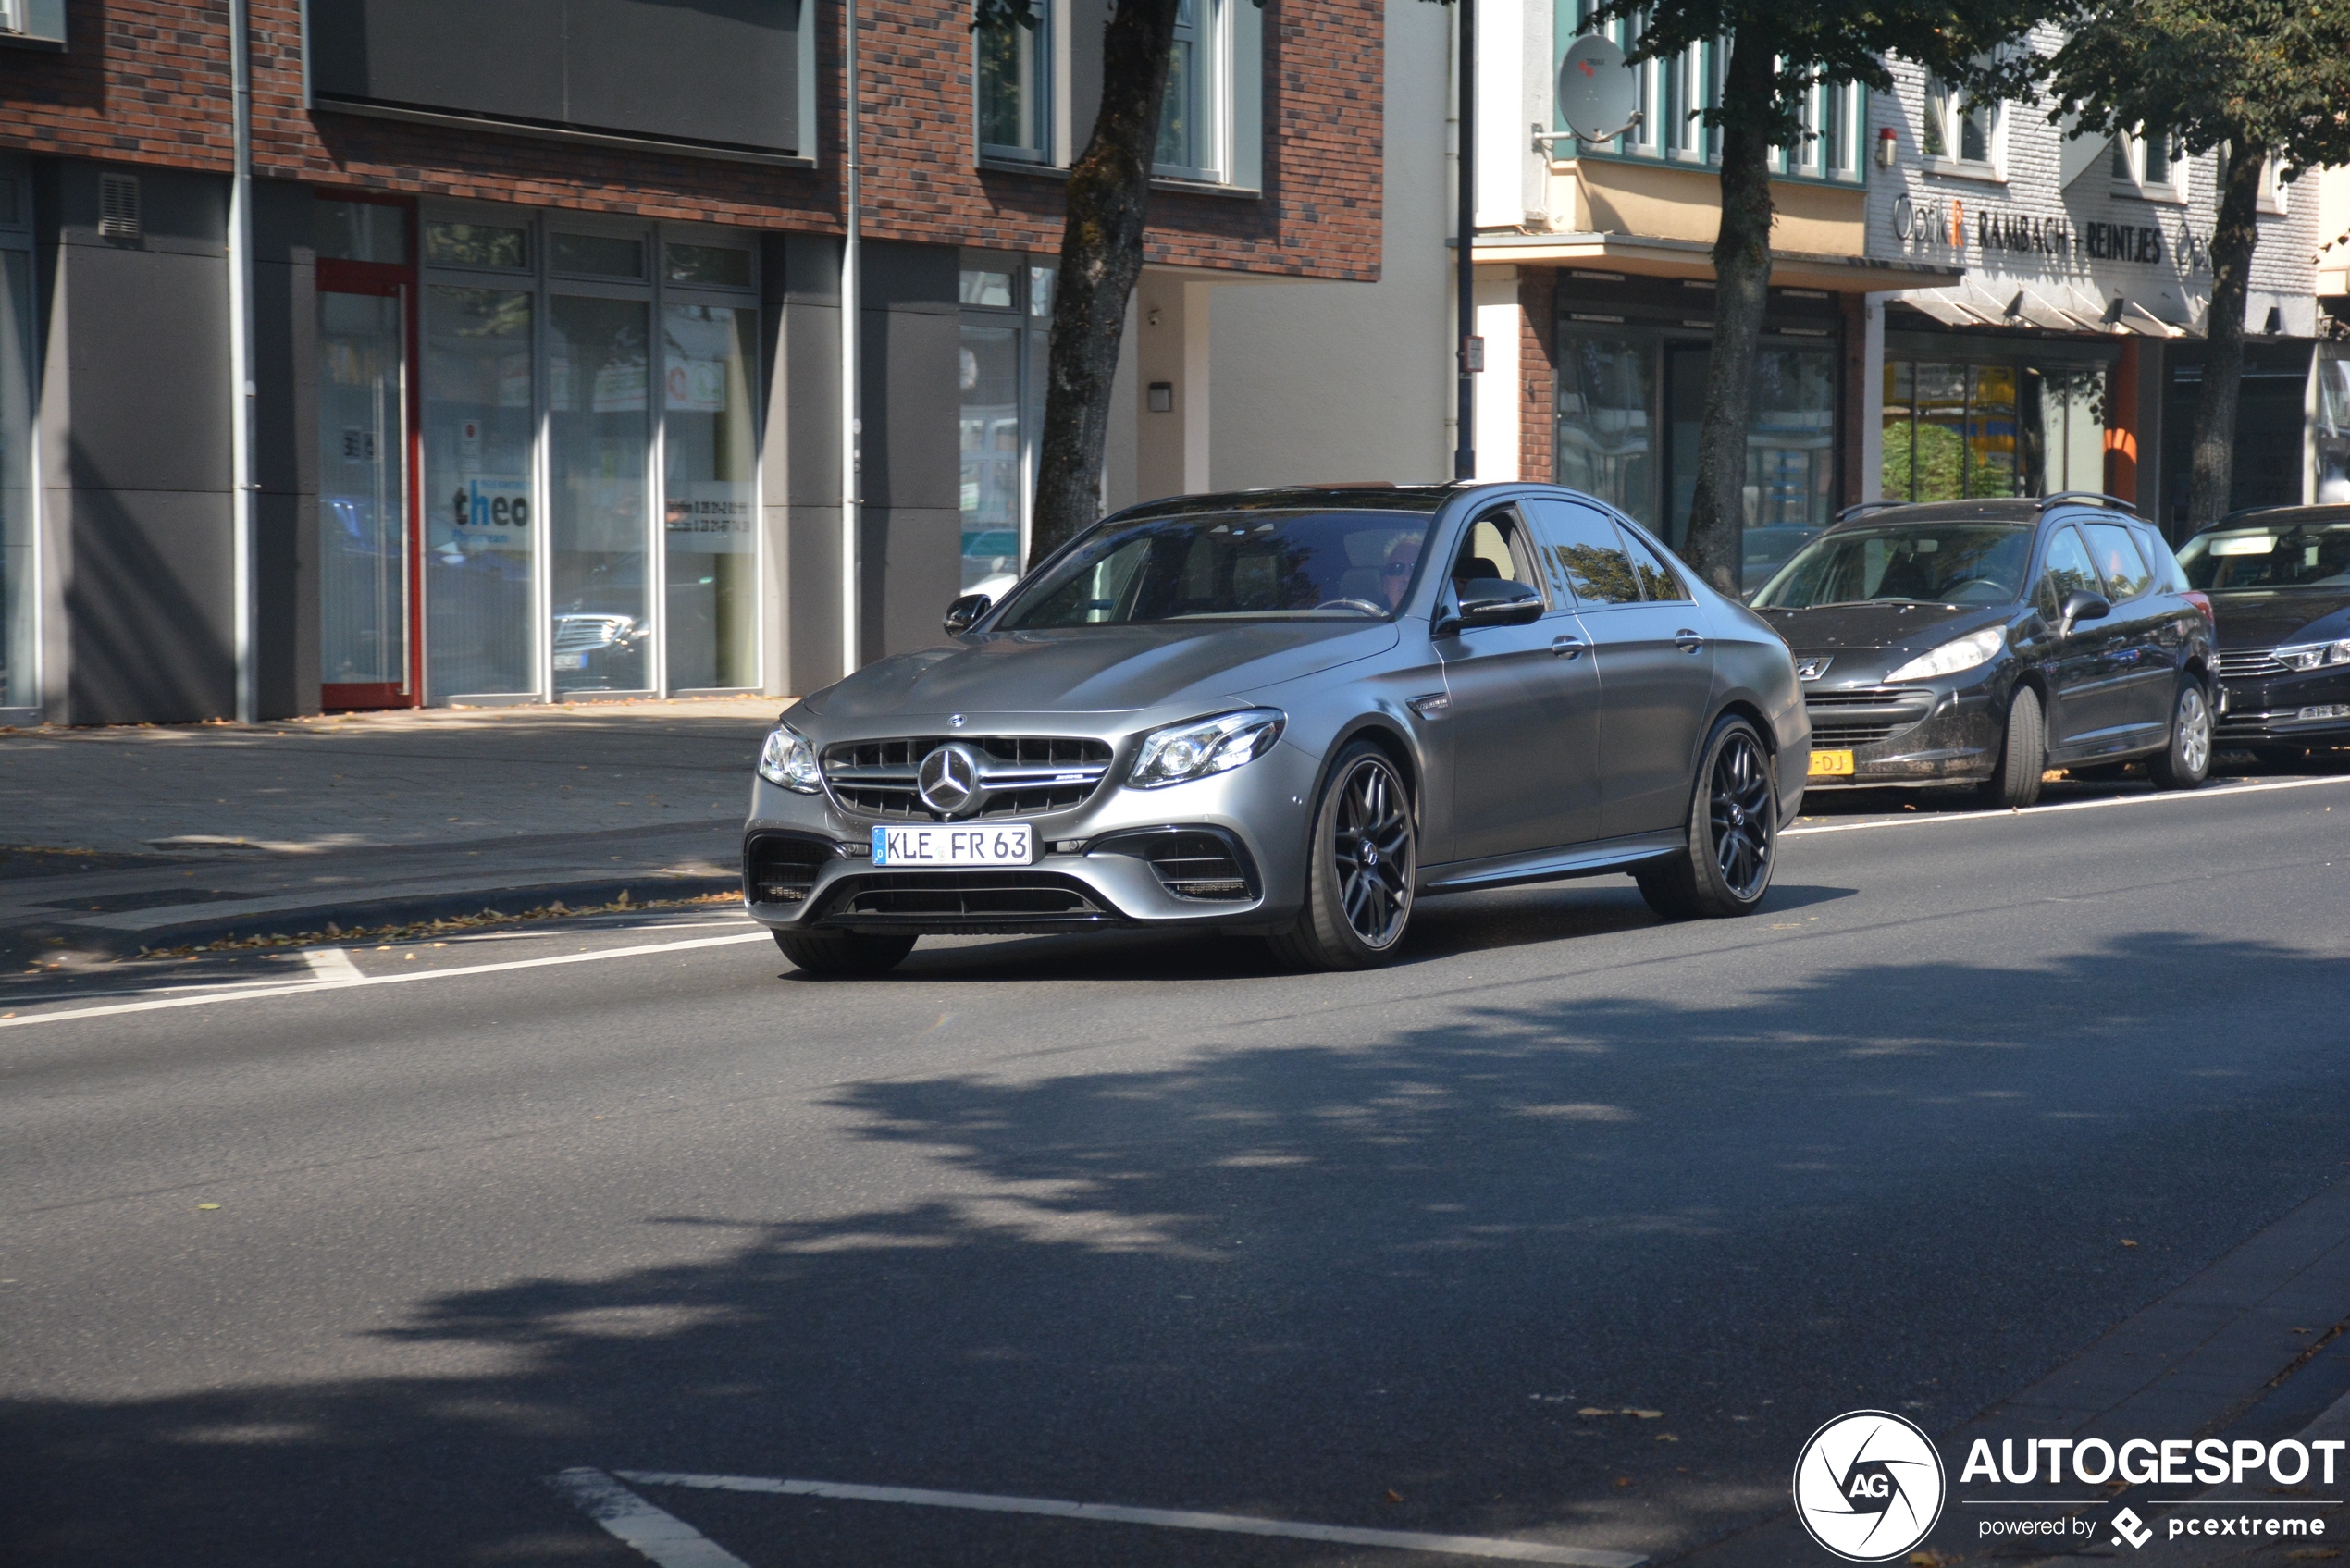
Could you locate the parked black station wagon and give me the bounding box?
[1750,495,2217,809]
[2178,505,2350,759]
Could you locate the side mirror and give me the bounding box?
[1441,577,1545,633]
[2059,588,2110,633]
[943,593,992,637]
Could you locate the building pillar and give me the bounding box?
[1472,264,1520,480]
[1516,268,1555,483]
[1858,294,1887,505]
[2104,338,2141,505]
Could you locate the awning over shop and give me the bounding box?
[1467,230,1965,295]
[1894,278,2206,339]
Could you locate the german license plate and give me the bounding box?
[872,823,1033,867]
[1809,749,1856,777]
[552,652,588,671]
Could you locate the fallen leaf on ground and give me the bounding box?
[1655,1433,1678,1442]
[1627,1409,1664,1419]
[1613,1476,1632,1489]
[2121,1239,2138,1247]
[1383,1490,1404,1503]
[196,1203,219,1210]
[1577,1407,1614,1417]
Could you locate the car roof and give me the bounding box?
[1824,496,2151,534]
[2196,504,2350,534]
[1116,484,1466,520]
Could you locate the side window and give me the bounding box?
[2034,526,2100,620]
[1448,510,1550,604]
[1526,497,1641,605]
[1620,525,1692,601]
[2084,522,2153,601]
[2136,525,2190,594]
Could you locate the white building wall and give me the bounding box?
[1207,0,1453,488]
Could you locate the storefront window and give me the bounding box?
[1885,356,2095,503]
[960,326,1022,594]
[0,247,31,710]
[1555,337,1657,528]
[549,295,652,694]
[2319,346,2350,506]
[317,291,408,688]
[2035,365,2107,496]
[663,304,759,688]
[1743,348,1837,586]
[424,286,537,699]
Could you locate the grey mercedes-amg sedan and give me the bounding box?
[744,483,1808,973]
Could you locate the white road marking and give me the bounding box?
[303,946,364,983]
[611,1469,1650,1567]
[0,931,771,1031]
[550,1470,751,1568]
[1786,773,2350,838]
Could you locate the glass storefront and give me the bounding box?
[349,201,766,705]
[1556,318,1837,590]
[957,253,1052,598]
[1883,351,2110,505]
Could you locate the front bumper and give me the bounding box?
[2214,671,2350,746]
[1798,683,2002,788]
[742,739,1320,935]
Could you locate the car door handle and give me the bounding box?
[1674,630,1704,653]
[1551,636,1587,660]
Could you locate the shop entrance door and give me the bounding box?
[317,281,414,708]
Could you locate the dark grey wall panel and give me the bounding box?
[253,179,320,717]
[861,506,959,662]
[58,488,236,724]
[567,0,801,151]
[783,502,843,691]
[56,245,232,493]
[309,0,566,126]
[309,0,799,153]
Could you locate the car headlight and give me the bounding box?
[757,726,823,794]
[2275,638,2350,672]
[1886,625,2006,683]
[1128,710,1286,789]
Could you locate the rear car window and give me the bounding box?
[1525,497,1641,605]
[2178,520,2350,589]
[1622,528,1692,601]
[2084,523,2153,601]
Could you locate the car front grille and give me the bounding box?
[822,871,1109,920]
[553,614,635,652]
[1803,686,1937,747]
[745,833,835,905]
[2217,650,2289,680]
[822,736,1114,821]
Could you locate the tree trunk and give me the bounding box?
[1681,32,1776,596]
[2186,140,2265,529]
[1029,0,1183,562]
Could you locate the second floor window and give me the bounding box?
[2112,130,2180,193]
[1922,80,1996,167]
[1156,0,1222,179]
[979,3,1050,162]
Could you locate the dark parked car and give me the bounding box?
[2178,505,2350,759]
[743,483,1808,973]
[1750,495,2217,809]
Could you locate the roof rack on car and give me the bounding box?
[1834,500,1906,522]
[2038,491,2142,515]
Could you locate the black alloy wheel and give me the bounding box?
[1638,715,1777,920]
[2148,676,2212,790]
[773,929,919,976]
[1270,742,1416,969]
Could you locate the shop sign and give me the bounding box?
[666,482,754,552]
[1892,191,2209,275]
[2081,219,2163,264]
[665,357,729,414]
[450,476,532,552]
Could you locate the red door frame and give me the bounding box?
[315,191,424,711]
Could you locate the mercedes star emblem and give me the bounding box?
[917,742,987,818]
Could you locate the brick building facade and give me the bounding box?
[0,0,1405,725]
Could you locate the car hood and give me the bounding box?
[2208,590,2350,651]
[1761,601,2005,657]
[802,620,1403,722]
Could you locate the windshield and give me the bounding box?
[995,508,1440,628]
[2179,522,2350,590]
[1752,525,2032,611]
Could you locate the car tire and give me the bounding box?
[2148,676,2213,791]
[1635,714,1778,921]
[1268,742,1416,970]
[1978,685,2046,810]
[773,929,918,976]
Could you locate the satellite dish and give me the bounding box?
[1556,34,1642,142]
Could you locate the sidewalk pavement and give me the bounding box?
[0,698,785,968]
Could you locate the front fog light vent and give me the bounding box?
[749,836,834,905]
[1144,832,1252,901]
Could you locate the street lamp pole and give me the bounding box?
[1453,0,1477,481]
[839,0,862,681]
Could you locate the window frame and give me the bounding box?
[2109,129,2187,204]
[975,0,1053,166]
[1920,76,2003,182]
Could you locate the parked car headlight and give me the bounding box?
[1129,710,1286,789]
[757,726,823,794]
[1886,626,2006,683]
[2274,638,2350,672]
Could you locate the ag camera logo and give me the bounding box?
[1793,1410,1947,1562]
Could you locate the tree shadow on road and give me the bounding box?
[6,931,2348,1567]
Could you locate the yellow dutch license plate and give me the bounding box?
[1809,749,1856,778]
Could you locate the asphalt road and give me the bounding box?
[6,774,2350,1566]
